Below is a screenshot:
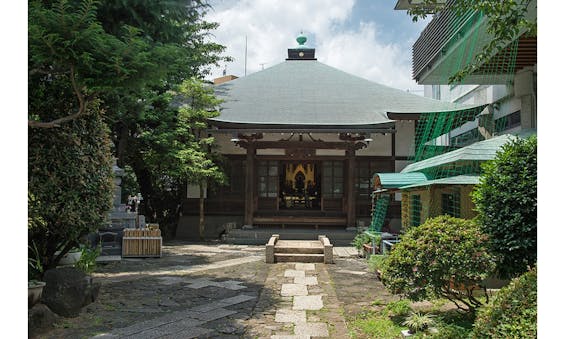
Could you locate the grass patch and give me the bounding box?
[347,301,475,339]
[348,310,403,339]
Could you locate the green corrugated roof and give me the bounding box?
[372,172,428,189]
[399,175,480,189]
[401,134,517,173]
[211,60,484,129]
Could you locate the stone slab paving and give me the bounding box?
[33,243,381,339]
[275,309,307,323]
[294,276,318,285]
[294,263,316,271]
[185,277,246,290]
[294,322,330,337]
[293,295,324,310]
[284,269,306,278]
[281,283,309,296]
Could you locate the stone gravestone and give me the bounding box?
[96,160,146,257]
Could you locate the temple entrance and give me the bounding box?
[279,162,321,210]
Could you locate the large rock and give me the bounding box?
[28,303,59,338]
[41,267,101,317]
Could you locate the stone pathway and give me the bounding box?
[31,243,385,339]
[93,293,256,338]
[248,262,348,338]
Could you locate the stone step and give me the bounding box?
[274,253,325,263]
[227,229,356,246]
[275,240,324,254]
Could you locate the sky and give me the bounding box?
[204,0,429,93]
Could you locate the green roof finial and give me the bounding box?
[296,31,307,46]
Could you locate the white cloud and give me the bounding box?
[205,0,421,92]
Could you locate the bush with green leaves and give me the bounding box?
[402,311,436,334]
[351,232,372,250]
[368,254,386,274]
[472,135,537,279]
[28,102,113,278]
[382,299,412,319]
[75,245,101,274]
[380,215,495,313]
[472,267,536,338]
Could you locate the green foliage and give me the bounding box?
[175,78,225,186]
[402,311,436,333]
[29,0,231,239]
[28,241,44,281]
[368,255,386,273]
[28,101,114,274]
[472,267,536,339]
[351,232,372,250]
[75,245,101,274]
[406,0,536,84]
[382,299,412,319]
[380,216,495,313]
[349,310,403,339]
[429,323,471,339]
[472,136,537,279]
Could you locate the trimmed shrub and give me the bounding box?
[472,135,537,279]
[28,102,113,277]
[472,267,537,338]
[380,216,495,313]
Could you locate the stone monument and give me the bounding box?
[96,159,145,258]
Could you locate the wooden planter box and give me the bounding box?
[122,229,162,258]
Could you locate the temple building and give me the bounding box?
[176,34,484,241]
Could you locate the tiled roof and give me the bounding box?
[211,60,483,129]
[372,172,428,189]
[399,175,481,189]
[401,134,518,173]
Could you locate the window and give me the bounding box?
[441,191,461,218]
[432,85,441,100]
[449,128,484,147]
[356,160,391,198]
[495,110,521,133]
[258,160,278,198]
[322,161,343,198]
[410,194,421,227]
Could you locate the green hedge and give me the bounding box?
[472,267,537,338]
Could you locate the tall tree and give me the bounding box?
[176,79,226,239]
[28,0,231,273]
[472,136,537,279]
[93,0,231,235]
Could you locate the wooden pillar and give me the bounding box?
[346,147,356,228]
[391,132,396,172]
[244,143,256,226]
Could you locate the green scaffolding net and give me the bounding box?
[371,1,522,231]
[405,0,524,225]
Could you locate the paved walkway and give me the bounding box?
[32,242,390,339]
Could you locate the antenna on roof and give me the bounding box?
[244,35,248,76]
[259,63,266,70]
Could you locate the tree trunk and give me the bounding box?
[199,180,205,241]
[115,123,129,168]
